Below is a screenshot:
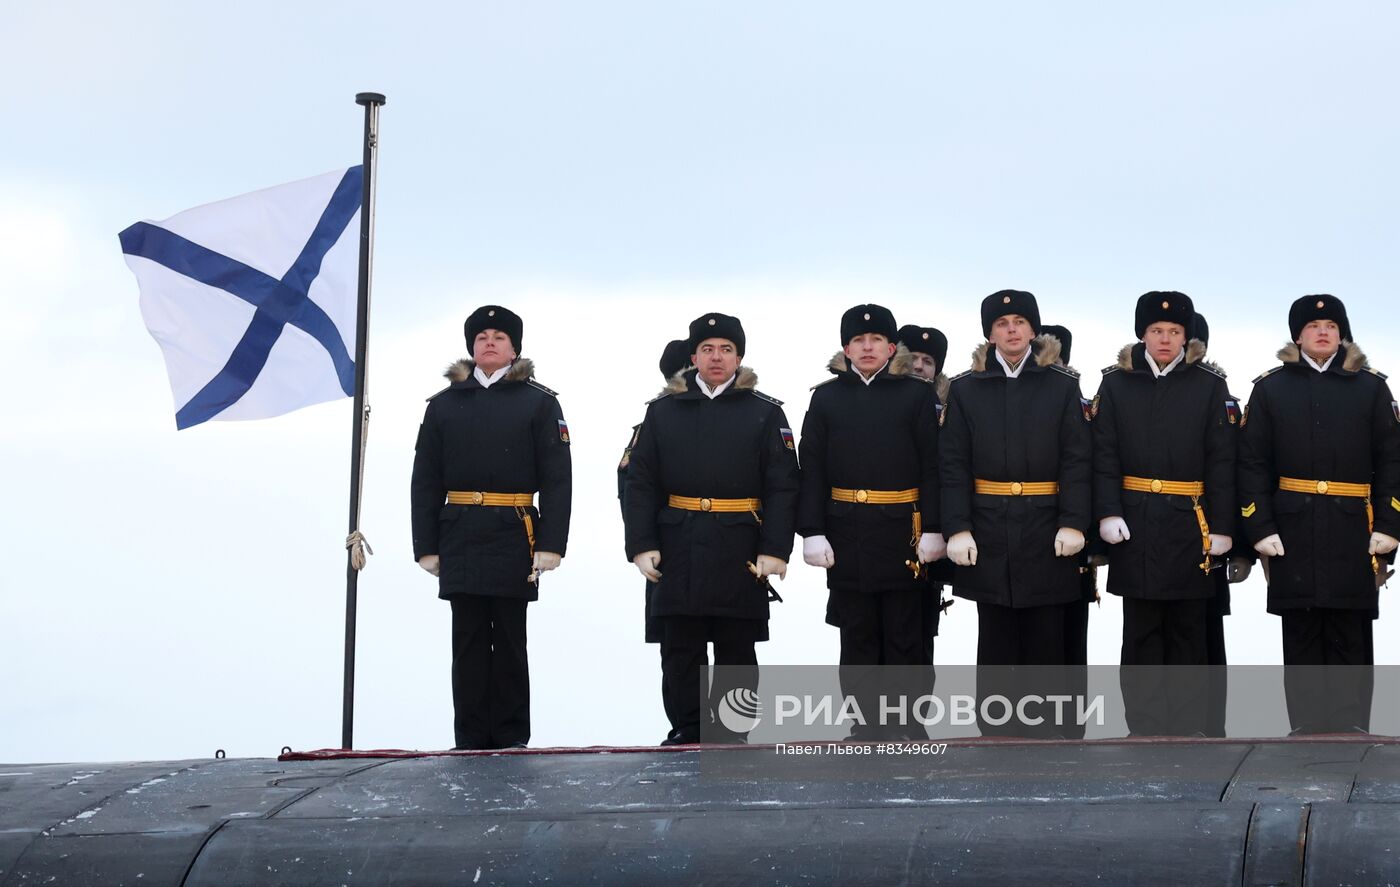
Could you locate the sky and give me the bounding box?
[4,1,1400,763]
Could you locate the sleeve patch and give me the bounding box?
[1241,502,1257,518]
[1226,400,1240,425]
[558,419,571,444]
[780,428,795,450]
[1392,401,1399,424]
[1240,404,1250,428]
[1081,397,1094,422]
[618,425,641,470]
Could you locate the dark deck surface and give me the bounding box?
[3,739,1399,885]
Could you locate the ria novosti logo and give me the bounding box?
[716,688,763,733]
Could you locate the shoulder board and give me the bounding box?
[808,377,839,391]
[948,369,973,383]
[1100,364,1121,376]
[426,384,454,402]
[1195,361,1227,380]
[750,389,784,406]
[645,390,675,405]
[1367,367,1389,380]
[527,379,559,397]
[1048,363,1079,378]
[1251,365,1284,385]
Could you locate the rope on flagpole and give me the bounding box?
[346,530,374,570]
[345,400,373,570]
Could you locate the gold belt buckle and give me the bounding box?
[1150,479,1163,493]
[1010,482,1023,496]
[1316,480,1329,494]
[700,497,712,512]
[855,489,869,503]
[472,491,484,505]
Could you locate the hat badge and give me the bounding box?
[708,318,716,326]
[488,309,496,317]
[1161,300,1169,309]
[1316,300,1325,308]
[863,313,871,320]
[922,332,929,340]
[1002,295,1011,304]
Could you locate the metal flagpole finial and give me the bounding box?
[356,92,386,106]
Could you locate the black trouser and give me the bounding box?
[833,587,929,738]
[1281,608,1374,734]
[975,601,1070,738]
[1120,597,1211,737]
[1063,596,1092,740]
[1204,572,1230,737]
[661,616,760,743]
[450,595,529,749]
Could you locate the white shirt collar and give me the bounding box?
[994,348,1029,379]
[1147,348,1186,379]
[697,372,737,399]
[473,364,511,388]
[1302,350,1336,373]
[856,359,890,386]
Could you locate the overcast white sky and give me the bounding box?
[4,1,1400,763]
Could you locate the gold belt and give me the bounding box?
[1122,476,1205,496]
[446,491,535,506]
[1278,477,1379,575]
[1121,476,1212,574]
[1278,477,1371,497]
[667,495,762,513]
[830,487,919,504]
[973,480,1059,497]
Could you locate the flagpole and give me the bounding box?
[342,91,385,750]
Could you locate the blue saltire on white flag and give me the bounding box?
[120,167,363,429]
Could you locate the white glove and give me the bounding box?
[1099,517,1131,545]
[1254,534,1285,558]
[1227,557,1252,583]
[1054,527,1085,557]
[751,555,788,580]
[1369,532,1399,556]
[634,550,662,582]
[532,551,562,573]
[418,555,441,577]
[947,531,978,567]
[917,532,947,564]
[1208,534,1233,557]
[803,535,835,568]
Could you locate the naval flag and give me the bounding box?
[120,167,363,429]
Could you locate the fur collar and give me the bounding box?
[935,372,950,402]
[1277,340,1366,373]
[825,343,916,379]
[444,357,535,384]
[1115,339,1207,372]
[657,365,758,398]
[970,332,1063,373]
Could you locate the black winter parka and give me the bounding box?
[1238,342,1400,614]
[940,336,1093,608]
[624,367,800,623]
[411,358,573,601]
[1092,340,1237,600]
[797,347,942,595]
